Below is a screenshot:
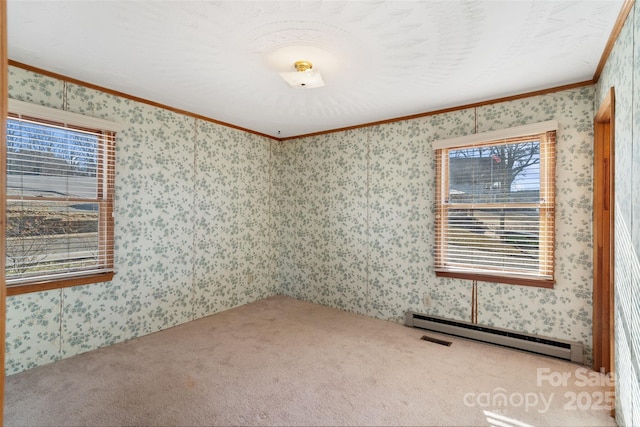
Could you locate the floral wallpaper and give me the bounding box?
[596,4,640,426]
[6,66,275,374]
[4,45,623,389]
[275,88,597,365]
[274,130,370,315]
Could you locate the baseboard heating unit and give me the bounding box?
[405,311,584,363]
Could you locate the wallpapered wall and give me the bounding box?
[6,66,276,374]
[273,88,596,360]
[596,3,640,426]
[6,63,597,375]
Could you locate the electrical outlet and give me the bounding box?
[246,273,254,284]
[423,293,432,307]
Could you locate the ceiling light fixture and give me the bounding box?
[279,60,325,89]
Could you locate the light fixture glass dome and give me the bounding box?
[279,60,325,89]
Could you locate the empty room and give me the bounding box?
[1,1,639,426]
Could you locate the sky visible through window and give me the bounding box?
[448,140,541,204]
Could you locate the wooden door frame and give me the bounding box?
[593,87,615,377]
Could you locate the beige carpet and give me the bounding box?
[5,296,616,426]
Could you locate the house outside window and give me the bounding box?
[6,99,119,295]
[433,121,557,288]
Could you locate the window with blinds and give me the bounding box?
[434,121,556,288]
[6,99,118,293]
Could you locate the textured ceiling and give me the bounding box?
[7,1,624,139]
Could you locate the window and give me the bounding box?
[6,99,119,295]
[433,121,557,288]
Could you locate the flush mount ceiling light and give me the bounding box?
[279,60,325,89]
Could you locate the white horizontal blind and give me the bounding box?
[5,111,116,286]
[435,130,556,283]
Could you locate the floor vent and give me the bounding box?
[406,311,583,363]
[420,335,452,347]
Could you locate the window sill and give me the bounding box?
[436,270,555,289]
[6,272,115,296]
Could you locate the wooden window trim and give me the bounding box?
[6,272,115,296]
[6,109,116,295]
[435,129,556,287]
[435,271,554,288]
